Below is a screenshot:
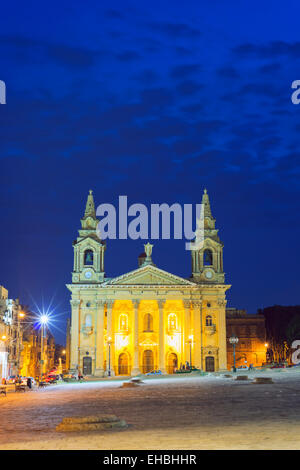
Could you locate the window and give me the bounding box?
[85,314,92,327]
[84,249,94,265]
[203,249,213,266]
[119,314,128,332]
[206,315,213,326]
[168,313,177,330]
[144,313,153,332]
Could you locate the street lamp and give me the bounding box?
[264,343,269,363]
[40,314,49,381]
[188,335,193,368]
[107,337,112,377]
[229,335,239,372]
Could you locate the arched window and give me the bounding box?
[168,313,177,331]
[206,315,213,326]
[85,314,92,327]
[144,313,153,332]
[84,249,94,265]
[119,314,128,332]
[203,249,213,266]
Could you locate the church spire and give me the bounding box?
[190,189,224,284]
[84,189,96,219]
[202,188,213,219]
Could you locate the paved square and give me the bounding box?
[0,370,300,449]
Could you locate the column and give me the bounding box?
[218,298,227,371]
[131,300,141,376]
[193,300,202,369]
[183,300,191,366]
[70,299,80,371]
[158,300,167,373]
[95,300,105,376]
[105,300,115,376]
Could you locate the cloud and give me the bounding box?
[105,9,124,19]
[176,80,203,96]
[170,63,200,79]
[115,50,140,61]
[149,22,201,38]
[240,82,284,98]
[132,69,158,84]
[140,87,174,107]
[0,34,103,68]
[259,63,281,74]
[234,41,300,59]
[216,66,239,78]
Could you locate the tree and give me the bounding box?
[259,305,300,363]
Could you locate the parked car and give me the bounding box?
[45,374,59,383]
[146,370,162,376]
[7,376,17,383]
[237,365,249,370]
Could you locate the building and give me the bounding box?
[20,325,39,378]
[20,326,55,379]
[0,285,57,380]
[0,287,24,379]
[67,189,231,376]
[226,308,267,368]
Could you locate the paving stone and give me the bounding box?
[0,371,300,449]
[56,418,127,432]
[61,415,120,424]
[253,377,274,384]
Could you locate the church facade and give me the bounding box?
[67,190,231,376]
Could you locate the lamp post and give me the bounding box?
[229,335,239,372]
[188,335,193,368]
[107,337,112,377]
[40,315,48,381]
[264,343,269,363]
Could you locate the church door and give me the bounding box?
[167,353,178,374]
[83,356,92,375]
[118,353,129,375]
[143,350,154,373]
[205,356,215,372]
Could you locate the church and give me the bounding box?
[67,189,234,376]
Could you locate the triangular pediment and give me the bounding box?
[103,265,196,287]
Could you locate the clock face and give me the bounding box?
[84,271,92,279]
[205,270,213,279]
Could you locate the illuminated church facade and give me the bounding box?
[67,190,231,376]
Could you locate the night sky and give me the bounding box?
[1,1,300,345]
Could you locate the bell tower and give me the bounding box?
[191,189,224,283]
[72,190,106,284]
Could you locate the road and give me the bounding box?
[0,369,300,449]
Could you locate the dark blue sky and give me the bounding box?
[1,1,300,344]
